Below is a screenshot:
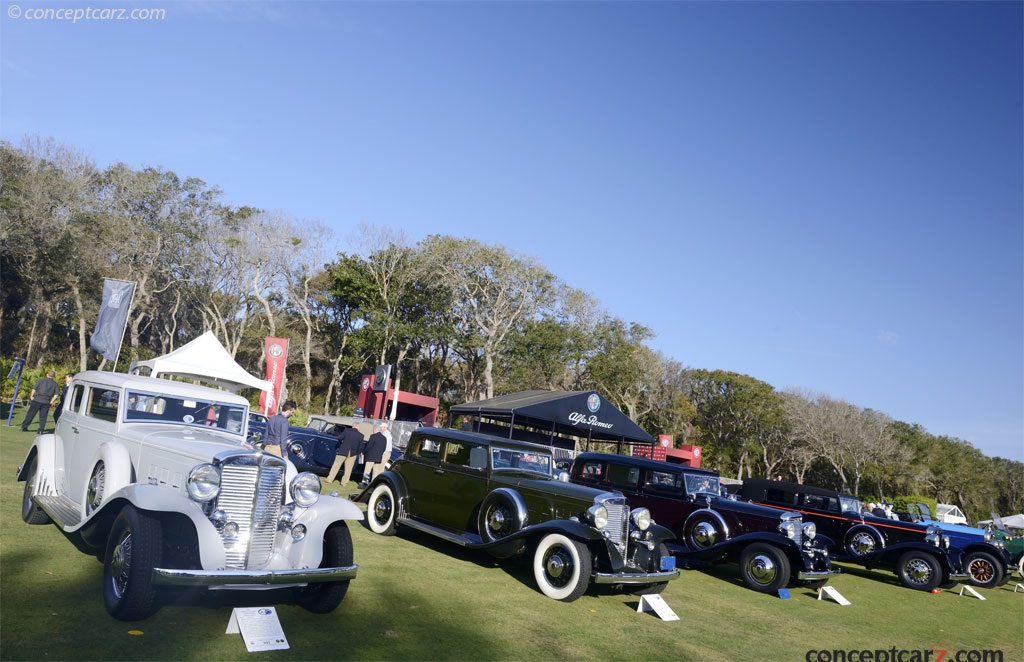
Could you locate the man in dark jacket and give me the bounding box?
[360,424,388,488]
[21,371,59,434]
[53,372,75,425]
[325,425,365,485]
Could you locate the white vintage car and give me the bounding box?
[17,370,362,621]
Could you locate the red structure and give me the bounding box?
[631,434,702,468]
[355,373,439,426]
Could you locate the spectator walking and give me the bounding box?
[264,400,296,458]
[326,425,365,485]
[53,372,75,424]
[21,371,60,434]
[360,424,388,488]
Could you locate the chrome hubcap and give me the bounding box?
[110,531,132,598]
[905,558,932,584]
[747,554,778,585]
[692,522,717,548]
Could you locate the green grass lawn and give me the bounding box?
[2,420,1022,662]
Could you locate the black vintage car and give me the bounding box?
[569,453,835,593]
[358,428,680,602]
[740,478,1014,590]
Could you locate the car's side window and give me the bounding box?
[606,464,640,489]
[579,461,604,480]
[87,387,120,423]
[765,487,796,505]
[644,469,681,496]
[413,437,441,462]
[69,384,85,414]
[443,442,485,472]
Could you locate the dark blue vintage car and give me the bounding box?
[740,478,1014,590]
[248,413,401,480]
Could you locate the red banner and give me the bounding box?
[259,337,289,416]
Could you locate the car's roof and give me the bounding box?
[741,478,855,500]
[74,370,250,406]
[414,427,557,453]
[575,451,719,477]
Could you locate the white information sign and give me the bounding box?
[817,586,851,606]
[637,594,680,621]
[958,585,986,600]
[226,607,290,652]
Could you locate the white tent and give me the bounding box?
[129,331,272,394]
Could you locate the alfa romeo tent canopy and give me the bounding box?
[129,331,272,394]
[450,390,656,452]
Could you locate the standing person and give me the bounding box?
[380,421,394,467]
[264,400,296,458]
[21,371,60,434]
[360,424,388,488]
[53,372,75,425]
[325,425,365,486]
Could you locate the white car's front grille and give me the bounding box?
[216,455,285,569]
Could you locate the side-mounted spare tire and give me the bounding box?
[477,488,527,543]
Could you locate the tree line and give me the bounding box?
[2,137,1020,523]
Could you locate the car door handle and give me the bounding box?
[435,469,444,475]
[72,426,79,433]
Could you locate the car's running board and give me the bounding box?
[397,517,484,547]
[34,495,82,529]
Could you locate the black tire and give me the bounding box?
[103,505,163,621]
[895,551,942,591]
[964,551,1003,589]
[367,482,397,535]
[478,489,524,543]
[533,533,592,602]
[738,543,791,593]
[844,526,883,557]
[295,522,353,614]
[85,462,106,517]
[683,512,725,550]
[631,543,670,595]
[21,456,50,525]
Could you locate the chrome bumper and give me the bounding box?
[593,569,681,585]
[797,569,839,580]
[152,564,358,586]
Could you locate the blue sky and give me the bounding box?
[2,1,1021,461]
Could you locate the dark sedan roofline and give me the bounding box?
[575,452,718,477]
[741,478,855,500]
[420,427,560,453]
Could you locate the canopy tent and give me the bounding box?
[450,390,655,454]
[129,331,272,394]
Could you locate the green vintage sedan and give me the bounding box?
[357,428,680,601]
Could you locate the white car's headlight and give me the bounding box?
[290,472,321,507]
[187,463,220,502]
[802,521,816,540]
[587,504,608,529]
[631,507,652,531]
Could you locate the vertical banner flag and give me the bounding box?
[90,279,136,362]
[259,337,288,416]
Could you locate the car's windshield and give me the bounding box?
[684,473,720,496]
[839,496,861,515]
[916,502,934,520]
[123,390,247,436]
[491,447,552,476]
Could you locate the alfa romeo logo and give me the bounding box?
[268,343,284,358]
[587,394,600,412]
[362,377,370,390]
